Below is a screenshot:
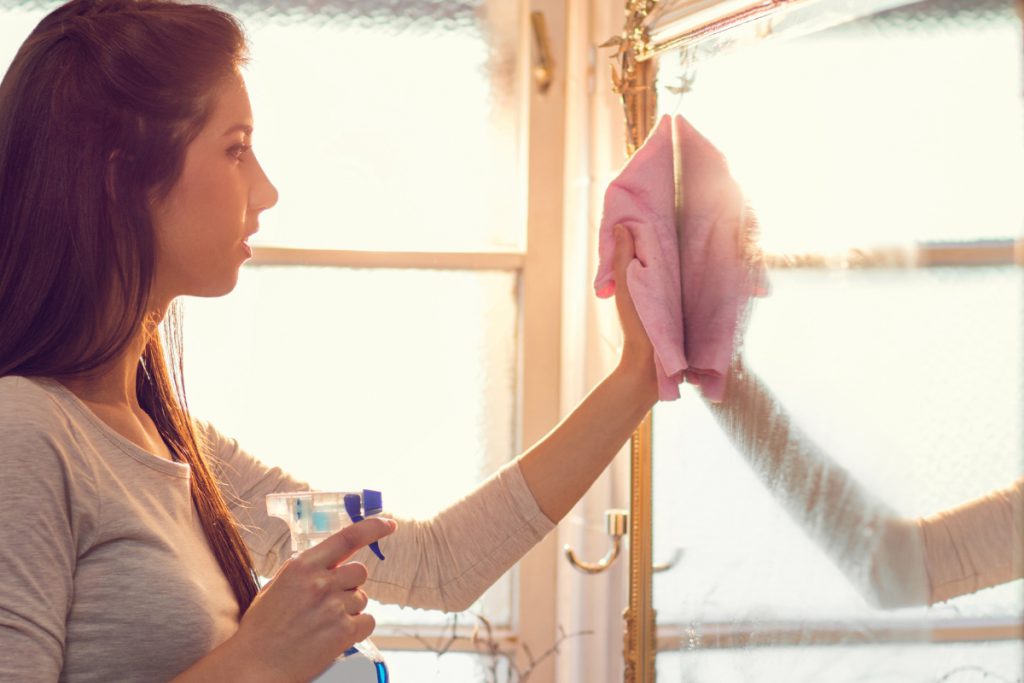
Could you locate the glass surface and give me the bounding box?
[236,0,523,252]
[181,265,518,626]
[654,267,1022,621]
[1,0,524,252]
[650,0,1024,679]
[656,0,1024,254]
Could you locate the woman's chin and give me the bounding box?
[187,269,243,299]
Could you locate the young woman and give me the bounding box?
[0,1,656,681]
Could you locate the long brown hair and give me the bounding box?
[0,0,259,613]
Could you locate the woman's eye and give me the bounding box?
[229,144,252,160]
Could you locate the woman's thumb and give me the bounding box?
[613,224,635,278]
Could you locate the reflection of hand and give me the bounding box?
[232,517,397,682]
[612,225,655,379]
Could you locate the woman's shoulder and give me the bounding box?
[0,375,69,432]
[191,417,233,459]
[0,375,84,475]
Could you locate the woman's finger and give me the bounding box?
[340,588,368,616]
[612,226,643,329]
[613,224,636,275]
[303,517,396,570]
[347,612,376,644]
[330,561,369,591]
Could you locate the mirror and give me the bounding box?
[632,0,1024,680]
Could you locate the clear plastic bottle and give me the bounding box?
[266,490,390,683]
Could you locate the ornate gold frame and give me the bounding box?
[610,5,659,683]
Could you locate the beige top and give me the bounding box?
[0,376,554,682]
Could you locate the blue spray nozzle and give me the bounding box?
[363,489,383,516]
[344,492,386,562]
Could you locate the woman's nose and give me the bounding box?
[250,156,279,213]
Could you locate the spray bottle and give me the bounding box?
[266,490,390,683]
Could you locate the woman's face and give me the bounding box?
[150,72,278,303]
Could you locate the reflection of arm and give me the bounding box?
[920,479,1024,604]
[708,359,1024,607]
[706,359,930,608]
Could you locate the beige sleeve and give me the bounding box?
[357,460,556,613]
[920,477,1024,604]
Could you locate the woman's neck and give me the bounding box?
[58,309,163,410]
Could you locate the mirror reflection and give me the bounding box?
[648,1,1023,680]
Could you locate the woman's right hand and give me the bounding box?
[227,517,397,682]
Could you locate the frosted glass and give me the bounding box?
[180,265,518,625]
[236,1,523,252]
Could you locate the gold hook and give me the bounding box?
[565,509,684,574]
[531,11,554,94]
[564,509,628,574]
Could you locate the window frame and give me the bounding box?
[241,1,572,679]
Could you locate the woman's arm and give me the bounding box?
[356,225,656,611]
[518,224,657,522]
[358,357,656,613]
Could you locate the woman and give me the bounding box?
[0,1,656,681]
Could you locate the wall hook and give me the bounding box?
[565,509,628,574]
[565,509,684,575]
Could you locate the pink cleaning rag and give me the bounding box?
[594,114,768,402]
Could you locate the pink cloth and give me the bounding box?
[594,114,768,402]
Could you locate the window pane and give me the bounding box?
[181,265,518,625]
[235,1,523,252]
